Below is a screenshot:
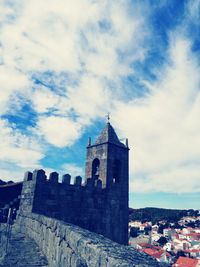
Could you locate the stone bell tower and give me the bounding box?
[85,121,129,244]
[85,121,129,189]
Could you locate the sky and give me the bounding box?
[0,0,200,210]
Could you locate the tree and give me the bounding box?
[144,226,152,235]
[158,224,165,234]
[171,222,183,230]
[0,179,6,185]
[130,227,139,238]
[186,222,195,228]
[157,236,168,246]
[176,250,186,259]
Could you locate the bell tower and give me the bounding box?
[85,121,129,244]
[85,122,129,189]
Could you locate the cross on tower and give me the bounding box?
[106,112,110,123]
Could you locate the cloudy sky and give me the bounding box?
[0,0,200,209]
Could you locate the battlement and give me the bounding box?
[19,168,127,244]
[18,123,129,245]
[23,169,103,189]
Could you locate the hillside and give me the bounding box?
[129,207,199,223]
[0,181,23,208]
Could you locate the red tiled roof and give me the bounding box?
[172,256,198,267]
[138,243,161,250]
[153,250,165,259]
[166,252,171,257]
[185,249,200,253]
[143,248,156,256]
[186,233,200,239]
[138,242,150,248]
[142,248,170,260]
[172,234,179,238]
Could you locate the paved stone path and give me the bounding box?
[0,228,48,267]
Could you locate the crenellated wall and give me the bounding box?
[16,212,164,267]
[19,169,127,245]
[1,123,169,267]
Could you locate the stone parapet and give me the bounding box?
[16,213,165,267]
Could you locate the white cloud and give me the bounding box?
[66,75,111,118]
[0,65,31,114]
[113,35,200,193]
[0,0,149,148]
[37,116,82,147]
[1,0,147,75]
[133,164,200,193]
[62,163,84,180]
[0,119,44,168]
[1,0,199,198]
[186,0,200,22]
[32,85,63,113]
[0,168,25,182]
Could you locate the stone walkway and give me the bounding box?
[0,228,48,267]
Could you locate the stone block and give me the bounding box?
[95,179,102,190]
[24,171,33,181]
[85,178,94,188]
[62,174,71,185]
[74,176,82,186]
[49,172,59,183]
[32,169,46,182]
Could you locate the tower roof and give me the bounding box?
[95,122,125,147]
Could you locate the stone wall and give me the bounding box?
[16,212,165,267]
[20,169,128,244]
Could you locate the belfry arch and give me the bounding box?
[92,158,100,180]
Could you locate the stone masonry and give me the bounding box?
[0,123,170,266]
[0,224,48,267]
[16,212,166,267]
[19,122,129,245]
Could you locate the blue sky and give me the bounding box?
[0,0,200,209]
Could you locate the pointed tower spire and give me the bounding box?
[95,122,125,147]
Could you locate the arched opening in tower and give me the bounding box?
[92,158,100,180]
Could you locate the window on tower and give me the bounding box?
[92,158,100,180]
[113,159,121,183]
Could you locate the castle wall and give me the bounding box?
[19,169,127,245]
[16,212,162,267]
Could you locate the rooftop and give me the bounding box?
[172,256,199,267]
[95,122,126,147]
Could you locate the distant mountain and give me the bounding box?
[0,181,23,208]
[129,207,199,223]
[0,179,14,185]
[0,179,7,185]
[0,181,23,222]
